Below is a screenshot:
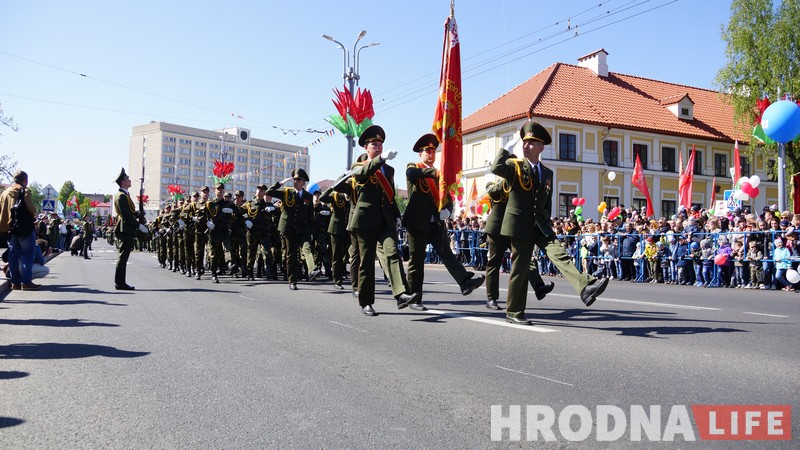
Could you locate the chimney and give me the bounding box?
[577,49,609,77]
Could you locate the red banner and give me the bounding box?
[679,145,696,210]
[632,154,655,217]
[432,14,462,210]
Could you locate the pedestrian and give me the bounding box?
[402,133,486,311]
[491,122,608,325]
[113,168,147,290]
[0,170,41,290]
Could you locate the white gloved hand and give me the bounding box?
[138,224,149,234]
[193,217,200,223]
[281,177,293,185]
[265,206,276,213]
[245,220,253,229]
[439,209,451,221]
[384,149,398,161]
[506,135,521,152]
[320,210,331,216]
[206,221,215,230]
[177,219,185,229]
[396,218,402,229]
[222,207,233,214]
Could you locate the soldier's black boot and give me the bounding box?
[212,271,219,283]
[168,262,173,270]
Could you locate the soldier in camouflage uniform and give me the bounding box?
[181,192,199,277]
[228,190,247,277]
[154,206,168,268]
[82,213,95,259]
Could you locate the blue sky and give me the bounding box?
[0,0,733,196]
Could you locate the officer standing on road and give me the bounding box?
[81,213,94,259]
[491,122,608,325]
[346,125,419,316]
[113,168,148,290]
[403,133,485,311]
[267,168,319,290]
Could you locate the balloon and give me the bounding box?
[578,197,586,206]
[575,215,583,222]
[458,186,465,194]
[751,187,760,198]
[734,190,749,201]
[714,254,727,265]
[574,206,583,215]
[738,176,750,187]
[457,194,463,201]
[761,100,800,143]
[598,201,607,213]
[482,204,489,213]
[740,181,753,196]
[747,175,759,189]
[607,171,616,181]
[787,269,800,284]
[707,209,715,217]
[571,197,580,206]
[607,206,621,220]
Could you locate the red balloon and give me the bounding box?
[740,181,753,196]
[714,254,727,265]
[607,206,621,220]
[578,197,586,206]
[571,197,580,206]
[750,187,760,198]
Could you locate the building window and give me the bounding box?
[603,140,619,166]
[194,149,205,157]
[179,139,191,144]
[693,150,702,175]
[632,198,648,214]
[661,146,676,172]
[163,145,175,153]
[162,156,174,163]
[661,200,676,219]
[250,157,260,164]
[740,156,751,178]
[161,177,173,184]
[603,196,619,209]
[714,153,728,177]
[559,133,577,161]
[766,160,777,181]
[193,170,204,177]
[632,144,648,169]
[179,158,190,165]
[210,144,220,150]
[194,160,205,167]
[558,193,578,218]
[163,136,176,143]
[194,141,206,147]
[161,167,174,174]
[180,147,191,155]
[178,168,190,176]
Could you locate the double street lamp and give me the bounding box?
[322,30,380,169]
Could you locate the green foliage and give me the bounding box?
[58,181,75,206]
[28,181,45,214]
[0,154,18,184]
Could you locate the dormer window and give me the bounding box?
[660,93,694,120]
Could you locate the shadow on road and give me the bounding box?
[0,318,119,328]
[0,417,24,429]
[0,370,29,380]
[3,299,127,307]
[0,343,149,359]
[40,284,112,295]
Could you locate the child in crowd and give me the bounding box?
[632,241,646,282]
[716,237,734,288]
[690,241,704,286]
[701,238,716,287]
[644,237,658,283]
[747,240,764,289]
[772,238,793,291]
[674,235,690,285]
[731,240,746,288]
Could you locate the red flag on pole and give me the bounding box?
[632,154,655,217]
[432,9,462,210]
[733,140,741,187]
[678,145,696,210]
[709,176,717,211]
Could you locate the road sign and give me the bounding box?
[43,184,57,200]
[723,190,740,212]
[42,199,56,212]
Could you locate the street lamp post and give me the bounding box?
[322,30,380,169]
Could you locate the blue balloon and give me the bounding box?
[761,100,800,143]
[307,182,320,194]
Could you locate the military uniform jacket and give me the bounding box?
[180,203,195,233]
[347,156,401,233]
[320,188,350,236]
[82,220,94,238]
[402,162,454,232]
[230,204,247,234]
[491,148,556,241]
[266,183,313,235]
[243,198,270,233]
[484,180,510,237]
[189,200,209,233]
[114,189,139,236]
[312,201,331,234]
[205,197,233,235]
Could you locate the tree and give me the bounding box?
[58,181,76,207]
[0,154,18,184]
[29,181,45,214]
[0,102,18,136]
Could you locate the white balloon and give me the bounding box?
[749,175,761,188]
[786,269,800,284]
[738,176,750,186]
[607,171,617,181]
[734,190,749,201]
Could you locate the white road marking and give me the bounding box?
[239,295,255,301]
[495,365,574,387]
[742,312,790,318]
[425,309,558,333]
[329,320,368,333]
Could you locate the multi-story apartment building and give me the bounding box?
[129,122,307,216]
[462,49,777,220]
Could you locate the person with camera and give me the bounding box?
[0,170,40,290]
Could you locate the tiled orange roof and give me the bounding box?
[463,62,744,143]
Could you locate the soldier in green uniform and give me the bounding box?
[312,189,332,279]
[346,125,419,316]
[403,133,485,310]
[154,206,168,268]
[228,190,247,277]
[204,183,234,283]
[491,122,608,325]
[267,168,319,290]
[113,167,147,290]
[181,192,198,277]
[169,200,183,272]
[244,185,272,281]
[320,185,350,289]
[483,179,554,310]
[81,213,94,259]
[265,195,281,280]
[192,186,210,280]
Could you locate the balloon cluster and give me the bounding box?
[607,206,621,221]
[732,175,762,201]
[571,197,586,221]
[450,181,465,202]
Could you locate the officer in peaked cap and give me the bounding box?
[520,121,552,145]
[114,167,130,186]
[412,133,439,153]
[112,166,141,290]
[358,125,385,148]
[291,168,310,182]
[200,185,210,193]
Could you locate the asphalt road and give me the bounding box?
[1,241,798,448]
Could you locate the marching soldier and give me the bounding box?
[403,133,485,310]
[244,184,273,281]
[491,121,608,325]
[265,195,281,280]
[320,185,350,289]
[267,168,320,290]
[228,190,248,277]
[192,186,210,280]
[204,183,234,283]
[312,189,332,279]
[181,192,199,277]
[154,206,168,268]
